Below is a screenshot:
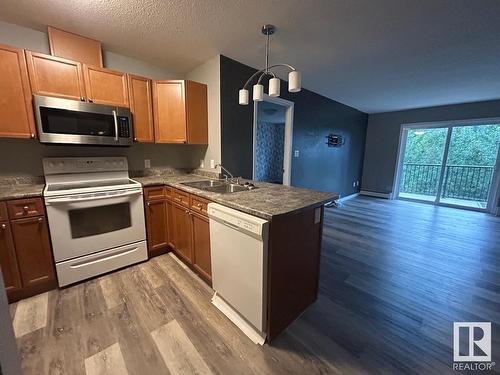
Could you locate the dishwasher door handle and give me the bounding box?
[222,220,241,231]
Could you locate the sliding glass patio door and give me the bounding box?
[398,127,448,202]
[396,121,500,212]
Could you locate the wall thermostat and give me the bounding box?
[326,134,344,147]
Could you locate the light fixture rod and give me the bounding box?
[242,63,296,89]
[265,31,269,74]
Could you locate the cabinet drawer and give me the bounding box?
[144,186,166,201]
[0,202,7,222]
[7,198,45,219]
[171,188,189,207]
[190,195,209,216]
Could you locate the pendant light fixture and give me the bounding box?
[238,25,301,105]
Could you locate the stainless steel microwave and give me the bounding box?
[33,95,133,146]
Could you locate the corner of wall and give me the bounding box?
[185,55,222,173]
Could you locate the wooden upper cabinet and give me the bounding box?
[153,80,186,143]
[0,44,36,138]
[185,80,208,144]
[83,65,129,107]
[128,74,154,142]
[153,80,208,144]
[26,51,86,101]
[48,26,103,67]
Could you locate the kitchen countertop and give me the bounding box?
[0,183,45,201]
[0,174,338,220]
[134,174,338,220]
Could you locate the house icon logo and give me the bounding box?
[453,322,491,362]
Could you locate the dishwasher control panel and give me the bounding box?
[207,203,269,238]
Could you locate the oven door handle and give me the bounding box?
[45,190,142,205]
[112,109,119,141]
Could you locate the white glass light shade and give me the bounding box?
[253,84,264,101]
[239,89,249,105]
[268,77,280,97]
[288,70,301,92]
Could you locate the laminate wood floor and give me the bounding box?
[10,196,500,374]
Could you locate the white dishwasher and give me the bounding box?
[208,203,270,345]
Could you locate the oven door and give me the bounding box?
[34,95,133,146]
[45,189,146,262]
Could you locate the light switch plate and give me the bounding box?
[144,159,151,169]
[294,150,300,157]
[210,159,215,169]
[200,159,205,168]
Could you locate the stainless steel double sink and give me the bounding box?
[180,180,256,194]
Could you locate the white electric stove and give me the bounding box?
[43,157,147,287]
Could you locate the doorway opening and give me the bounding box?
[253,95,294,185]
[394,119,500,212]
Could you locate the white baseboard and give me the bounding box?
[336,193,359,202]
[359,190,392,199]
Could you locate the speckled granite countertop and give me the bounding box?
[0,176,45,201]
[0,174,338,220]
[134,174,338,220]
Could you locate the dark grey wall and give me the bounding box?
[220,56,368,197]
[362,99,500,194]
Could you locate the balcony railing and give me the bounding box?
[400,163,494,202]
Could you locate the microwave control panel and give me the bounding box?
[118,117,131,138]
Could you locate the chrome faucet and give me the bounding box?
[215,164,239,183]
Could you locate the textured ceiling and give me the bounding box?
[2,0,500,113]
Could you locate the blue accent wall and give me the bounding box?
[255,121,285,183]
[220,55,368,197]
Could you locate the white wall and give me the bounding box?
[0,20,212,175]
[185,55,221,172]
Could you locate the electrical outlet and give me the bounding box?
[200,159,205,168]
[356,181,359,186]
[144,159,151,169]
[353,182,356,187]
[294,150,300,157]
[210,159,215,169]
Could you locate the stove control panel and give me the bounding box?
[43,157,128,175]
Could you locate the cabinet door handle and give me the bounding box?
[1,223,6,229]
[80,97,86,101]
[147,202,151,206]
[23,206,29,212]
[38,217,43,223]
[30,133,36,139]
[88,98,94,103]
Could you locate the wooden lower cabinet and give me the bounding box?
[144,186,212,283]
[0,221,22,298]
[11,216,56,290]
[170,202,192,263]
[145,199,169,256]
[190,212,211,282]
[0,198,57,302]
